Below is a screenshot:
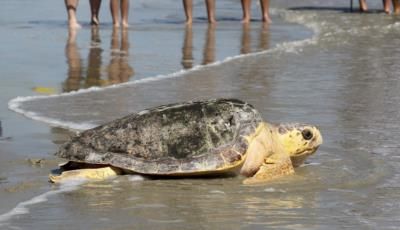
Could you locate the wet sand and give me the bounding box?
[2,0,400,229]
[0,0,307,224]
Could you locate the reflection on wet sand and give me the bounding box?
[181,25,194,69]
[241,194,312,215]
[55,28,135,143]
[64,29,83,92]
[258,23,270,51]
[107,28,134,85]
[64,28,134,92]
[241,23,252,54]
[182,23,270,69]
[202,24,216,65]
[58,178,318,229]
[241,23,270,54]
[81,183,117,210]
[85,27,103,88]
[181,24,216,69]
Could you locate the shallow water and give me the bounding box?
[2,0,400,229]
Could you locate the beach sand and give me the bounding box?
[2,0,400,229]
[0,0,310,222]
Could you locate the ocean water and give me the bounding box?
[2,0,400,229]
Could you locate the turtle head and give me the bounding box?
[275,123,323,167]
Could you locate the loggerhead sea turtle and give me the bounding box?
[49,98,323,184]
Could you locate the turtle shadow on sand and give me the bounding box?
[49,99,322,185]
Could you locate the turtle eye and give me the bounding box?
[302,129,313,140]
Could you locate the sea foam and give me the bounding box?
[0,180,84,227]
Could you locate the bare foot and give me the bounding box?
[392,0,400,14]
[91,16,99,26]
[69,20,81,29]
[241,17,250,24]
[262,15,272,23]
[122,21,129,28]
[113,21,120,28]
[208,18,217,24]
[185,18,193,25]
[359,4,368,12]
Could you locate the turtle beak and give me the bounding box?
[311,126,323,146]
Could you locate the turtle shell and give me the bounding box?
[56,98,263,175]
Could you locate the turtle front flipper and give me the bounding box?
[49,166,122,183]
[240,122,295,185]
[242,153,294,185]
[240,123,275,177]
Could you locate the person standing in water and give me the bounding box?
[110,0,130,27]
[65,0,102,28]
[64,0,81,28]
[383,0,400,14]
[241,0,271,23]
[65,0,130,28]
[183,0,216,24]
[90,0,102,26]
[358,0,400,14]
[358,0,368,12]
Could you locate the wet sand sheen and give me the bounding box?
[0,0,310,227]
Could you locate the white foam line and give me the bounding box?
[0,180,84,227]
[8,9,321,130]
[8,100,97,130]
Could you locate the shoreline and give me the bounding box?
[0,2,315,221]
[9,8,316,131]
[2,0,400,229]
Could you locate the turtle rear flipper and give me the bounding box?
[49,166,122,183]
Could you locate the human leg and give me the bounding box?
[205,0,216,23]
[259,0,271,23]
[90,0,102,26]
[359,0,368,12]
[183,0,193,24]
[383,0,391,13]
[393,0,400,14]
[65,0,80,28]
[241,0,251,23]
[120,0,130,27]
[110,0,120,27]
